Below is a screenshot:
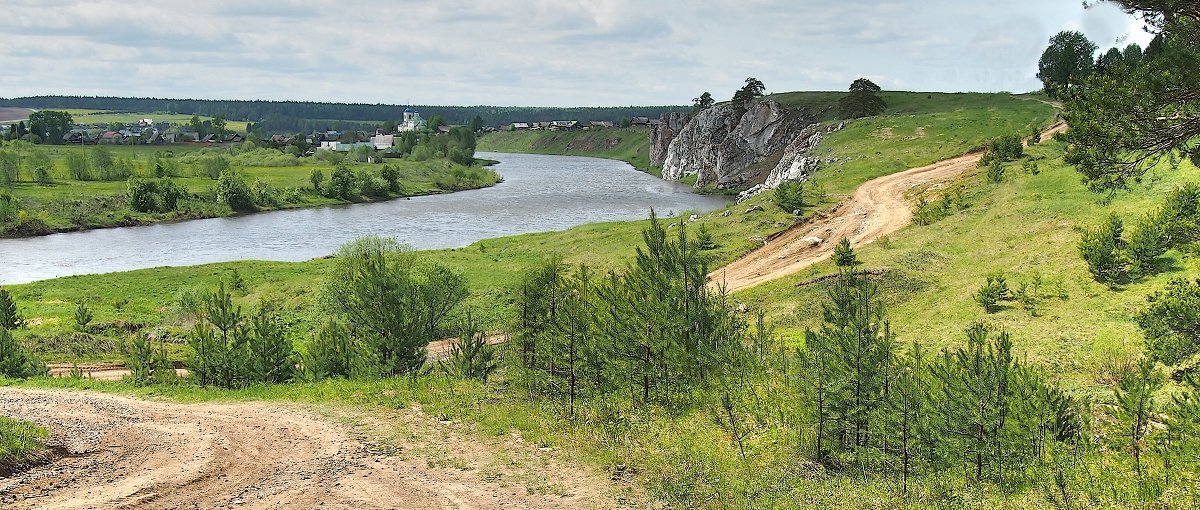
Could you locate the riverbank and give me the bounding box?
[0,151,501,239]
[477,127,657,175]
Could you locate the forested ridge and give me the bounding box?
[0,96,685,133]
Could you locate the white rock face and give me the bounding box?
[660,98,811,188]
[763,124,824,189]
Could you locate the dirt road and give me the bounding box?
[0,389,631,509]
[711,123,1067,293]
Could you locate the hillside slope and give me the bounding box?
[474,127,656,173]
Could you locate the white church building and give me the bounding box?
[397,108,427,132]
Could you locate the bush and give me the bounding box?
[202,155,230,180]
[775,180,805,214]
[975,272,1012,313]
[66,152,92,180]
[127,178,189,213]
[325,164,358,200]
[380,165,401,192]
[215,170,255,211]
[309,169,324,191]
[1079,214,1128,285]
[359,173,390,198]
[250,179,285,207]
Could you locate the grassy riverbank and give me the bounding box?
[0,142,499,237]
[478,127,656,174]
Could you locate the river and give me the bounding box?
[0,152,727,285]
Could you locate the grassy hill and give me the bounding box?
[477,126,656,174]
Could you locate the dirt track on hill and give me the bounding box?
[0,389,631,509]
[711,123,1067,292]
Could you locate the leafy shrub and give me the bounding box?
[34,166,53,185]
[66,152,92,180]
[215,170,255,211]
[325,164,357,200]
[380,165,402,192]
[309,169,324,191]
[982,133,1024,164]
[359,173,390,198]
[202,154,230,180]
[975,272,1012,313]
[126,178,188,213]
[250,179,286,208]
[775,180,805,213]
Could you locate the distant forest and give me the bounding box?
[0,96,686,133]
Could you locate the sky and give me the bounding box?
[0,0,1155,107]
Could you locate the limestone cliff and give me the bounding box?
[650,112,690,167]
[657,98,816,189]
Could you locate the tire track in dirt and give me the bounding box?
[0,389,634,509]
[712,123,1067,293]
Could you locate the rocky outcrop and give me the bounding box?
[763,124,824,188]
[650,112,690,167]
[659,98,814,189]
[734,121,848,203]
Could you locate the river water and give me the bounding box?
[0,152,727,285]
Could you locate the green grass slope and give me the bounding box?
[739,140,1200,391]
[477,126,655,174]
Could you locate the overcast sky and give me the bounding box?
[0,0,1153,107]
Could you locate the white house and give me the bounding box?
[369,134,393,150]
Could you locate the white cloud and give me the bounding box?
[0,0,1155,106]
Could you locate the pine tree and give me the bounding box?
[1115,358,1164,477]
[443,310,498,383]
[0,327,45,378]
[930,322,1018,483]
[247,302,296,383]
[803,270,895,456]
[833,238,858,267]
[0,288,23,330]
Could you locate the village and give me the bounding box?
[2,107,664,156]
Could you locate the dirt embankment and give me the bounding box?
[0,389,634,509]
[712,123,1068,292]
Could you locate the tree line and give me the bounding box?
[0,96,686,134]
